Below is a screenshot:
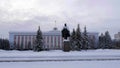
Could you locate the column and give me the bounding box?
[14,35,16,49]
[17,35,20,49]
[54,36,56,49]
[51,36,53,49]
[58,36,60,49]
[23,35,26,49]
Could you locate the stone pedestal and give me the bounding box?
[63,41,70,52]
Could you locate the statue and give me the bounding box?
[61,23,71,51]
[62,24,70,40]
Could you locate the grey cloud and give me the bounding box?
[0,0,120,39]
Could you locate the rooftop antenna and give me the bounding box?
[55,20,56,27]
[54,20,57,30]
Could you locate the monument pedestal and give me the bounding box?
[63,40,70,52]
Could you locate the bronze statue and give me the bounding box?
[61,23,71,51]
[62,23,70,40]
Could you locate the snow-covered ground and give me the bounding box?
[0,61,120,68]
[0,49,120,57]
[0,49,120,62]
[0,49,120,68]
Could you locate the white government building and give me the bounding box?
[114,32,120,40]
[9,27,99,50]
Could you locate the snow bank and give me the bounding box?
[0,49,120,58]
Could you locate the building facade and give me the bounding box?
[114,32,120,40]
[9,28,99,50]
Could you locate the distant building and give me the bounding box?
[9,27,99,50]
[114,32,120,40]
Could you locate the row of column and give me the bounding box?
[14,35,36,49]
[14,35,63,50]
[43,36,63,49]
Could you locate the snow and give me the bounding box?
[0,61,120,68]
[0,49,120,58]
[0,49,120,68]
[0,49,120,61]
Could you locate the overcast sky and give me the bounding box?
[0,0,120,39]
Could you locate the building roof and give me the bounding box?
[9,27,98,36]
[9,27,62,36]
